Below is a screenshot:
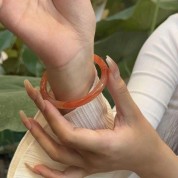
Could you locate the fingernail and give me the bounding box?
[106,56,120,80]
[19,110,32,130]
[24,79,33,89]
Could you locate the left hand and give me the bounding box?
[20,57,171,178]
[0,0,95,68]
[0,1,96,104]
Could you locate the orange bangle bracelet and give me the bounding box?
[40,54,108,109]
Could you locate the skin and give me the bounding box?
[20,58,178,178]
[0,0,95,105]
[1,1,178,177]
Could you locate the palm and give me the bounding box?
[0,0,95,68]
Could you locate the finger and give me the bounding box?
[106,56,140,118]
[24,79,45,111]
[19,110,84,167]
[25,163,64,178]
[31,164,87,178]
[42,100,101,151]
[24,79,102,151]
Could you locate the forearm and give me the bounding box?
[0,1,96,113]
[46,48,95,114]
[47,50,95,100]
[137,143,178,178]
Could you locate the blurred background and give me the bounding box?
[0,0,178,177]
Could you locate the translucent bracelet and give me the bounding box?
[40,54,108,109]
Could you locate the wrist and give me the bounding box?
[136,141,178,178]
[45,49,95,113]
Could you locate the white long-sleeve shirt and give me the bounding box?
[8,13,178,178]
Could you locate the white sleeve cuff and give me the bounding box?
[64,72,114,130]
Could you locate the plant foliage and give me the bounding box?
[0,0,178,151]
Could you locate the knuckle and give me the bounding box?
[31,88,38,99]
[60,133,73,146]
[117,80,127,94]
[48,148,60,162]
[98,143,108,154]
[84,160,97,173]
[99,137,115,156]
[87,167,97,174]
[85,159,103,173]
[97,137,111,153]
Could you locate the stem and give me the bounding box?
[150,0,160,34]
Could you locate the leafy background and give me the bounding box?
[0,0,178,155]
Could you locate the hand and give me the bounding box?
[20,57,178,178]
[0,0,95,68]
[0,1,96,102]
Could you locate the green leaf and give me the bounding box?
[0,23,5,30]
[105,0,136,16]
[22,46,45,77]
[95,0,178,40]
[95,30,148,76]
[5,49,18,59]
[0,65,5,75]
[107,6,135,21]
[0,130,25,154]
[92,0,107,21]
[0,75,40,131]
[152,0,178,10]
[0,0,177,135]
[2,58,19,75]
[0,30,16,52]
[1,57,30,76]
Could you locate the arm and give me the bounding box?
[29,13,178,178]
[4,1,177,177]
[127,14,178,129]
[0,0,96,115]
[1,2,114,177]
[20,57,178,178]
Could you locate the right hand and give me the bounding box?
[0,0,96,68]
[20,57,178,178]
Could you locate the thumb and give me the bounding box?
[106,56,139,118]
